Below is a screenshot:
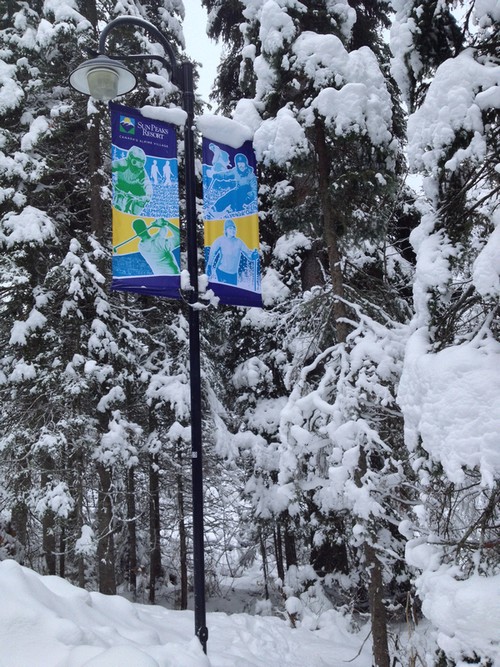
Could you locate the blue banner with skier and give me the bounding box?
[202,137,262,307]
[110,103,181,299]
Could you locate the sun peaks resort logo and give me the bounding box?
[119,115,136,135]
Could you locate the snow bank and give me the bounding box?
[0,559,208,667]
[0,559,371,667]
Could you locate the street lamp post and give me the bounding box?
[69,17,208,653]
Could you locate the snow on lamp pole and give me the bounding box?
[69,16,208,654]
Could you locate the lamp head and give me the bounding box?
[69,55,137,101]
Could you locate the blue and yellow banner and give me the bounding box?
[110,103,181,299]
[202,138,262,308]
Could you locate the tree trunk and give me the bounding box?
[42,510,57,575]
[96,462,116,595]
[59,525,66,579]
[274,522,285,582]
[41,456,56,575]
[259,528,270,600]
[126,466,138,598]
[73,447,86,589]
[365,543,390,667]
[11,499,28,564]
[149,453,162,604]
[315,119,350,344]
[355,448,390,667]
[284,523,297,569]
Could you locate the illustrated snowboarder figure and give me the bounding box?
[206,153,257,217]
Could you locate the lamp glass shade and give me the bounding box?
[87,68,119,101]
[69,56,137,100]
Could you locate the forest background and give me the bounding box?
[0,2,498,667]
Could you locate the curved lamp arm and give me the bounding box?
[98,16,181,88]
[69,16,194,102]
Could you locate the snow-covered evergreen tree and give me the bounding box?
[0,0,100,577]
[0,0,199,599]
[392,1,500,664]
[203,3,418,665]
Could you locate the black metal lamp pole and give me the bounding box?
[70,17,207,653]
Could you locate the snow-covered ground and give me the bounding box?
[2,556,500,666]
[0,559,374,667]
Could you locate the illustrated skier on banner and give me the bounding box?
[112,146,153,215]
[205,152,257,218]
[206,219,259,286]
